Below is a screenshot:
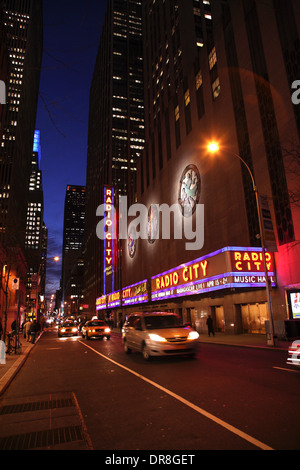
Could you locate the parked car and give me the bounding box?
[122,312,199,360]
[287,340,300,368]
[58,321,78,337]
[81,320,111,340]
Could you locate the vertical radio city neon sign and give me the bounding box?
[104,186,115,294]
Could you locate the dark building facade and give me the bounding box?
[0,4,8,132]
[0,0,43,249]
[84,0,144,314]
[62,185,85,309]
[100,0,300,337]
[0,0,43,332]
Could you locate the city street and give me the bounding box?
[0,329,299,452]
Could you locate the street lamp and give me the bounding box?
[207,142,276,346]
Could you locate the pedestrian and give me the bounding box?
[25,319,32,341]
[29,320,40,344]
[206,315,215,337]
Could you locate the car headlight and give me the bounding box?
[61,328,66,333]
[72,328,77,333]
[188,331,199,340]
[149,333,167,342]
[105,328,110,333]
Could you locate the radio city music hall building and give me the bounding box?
[97,0,300,338]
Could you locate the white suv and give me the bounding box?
[122,312,199,360]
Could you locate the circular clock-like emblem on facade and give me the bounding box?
[128,226,137,258]
[147,204,159,244]
[178,164,201,217]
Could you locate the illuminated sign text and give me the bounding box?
[107,291,121,308]
[122,280,148,306]
[151,247,276,302]
[96,295,107,311]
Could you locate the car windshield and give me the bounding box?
[144,315,183,330]
[61,322,75,327]
[88,321,105,326]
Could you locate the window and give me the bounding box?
[212,77,221,100]
[174,104,181,148]
[184,89,192,135]
[209,46,217,70]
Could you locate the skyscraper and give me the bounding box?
[84,0,144,312]
[0,0,43,249]
[0,0,43,333]
[62,185,85,307]
[0,4,8,132]
[25,130,44,253]
[25,129,47,317]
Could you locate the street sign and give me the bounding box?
[260,194,277,252]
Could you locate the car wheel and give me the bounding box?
[106,336,111,340]
[124,340,131,354]
[86,332,89,340]
[142,344,151,361]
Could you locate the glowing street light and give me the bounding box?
[207,141,276,346]
[207,141,220,153]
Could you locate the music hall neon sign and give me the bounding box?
[151,247,276,301]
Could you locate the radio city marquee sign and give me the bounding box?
[96,295,106,311]
[107,291,121,308]
[122,280,148,306]
[151,247,276,301]
[96,280,149,310]
[103,186,115,294]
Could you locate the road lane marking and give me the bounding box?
[273,366,300,373]
[79,340,273,450]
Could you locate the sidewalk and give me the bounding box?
[0,333,42,397]
[0,330,290,397]
[113,327,290,351]
[197,332,290,351]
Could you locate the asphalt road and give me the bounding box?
[0,329,299,452]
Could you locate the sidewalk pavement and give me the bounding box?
[0,333,42,397]
[0,330,290,397]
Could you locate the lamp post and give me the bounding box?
[207,142,276,346]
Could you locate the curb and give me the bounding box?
[198,339,288,352]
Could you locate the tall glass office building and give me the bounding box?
[62,185,86,304]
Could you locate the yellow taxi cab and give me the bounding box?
[58,321,78,337]
[81,320,111,340]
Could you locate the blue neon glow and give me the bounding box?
[33,130,41,168]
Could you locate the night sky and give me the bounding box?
[36,1,106,294]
